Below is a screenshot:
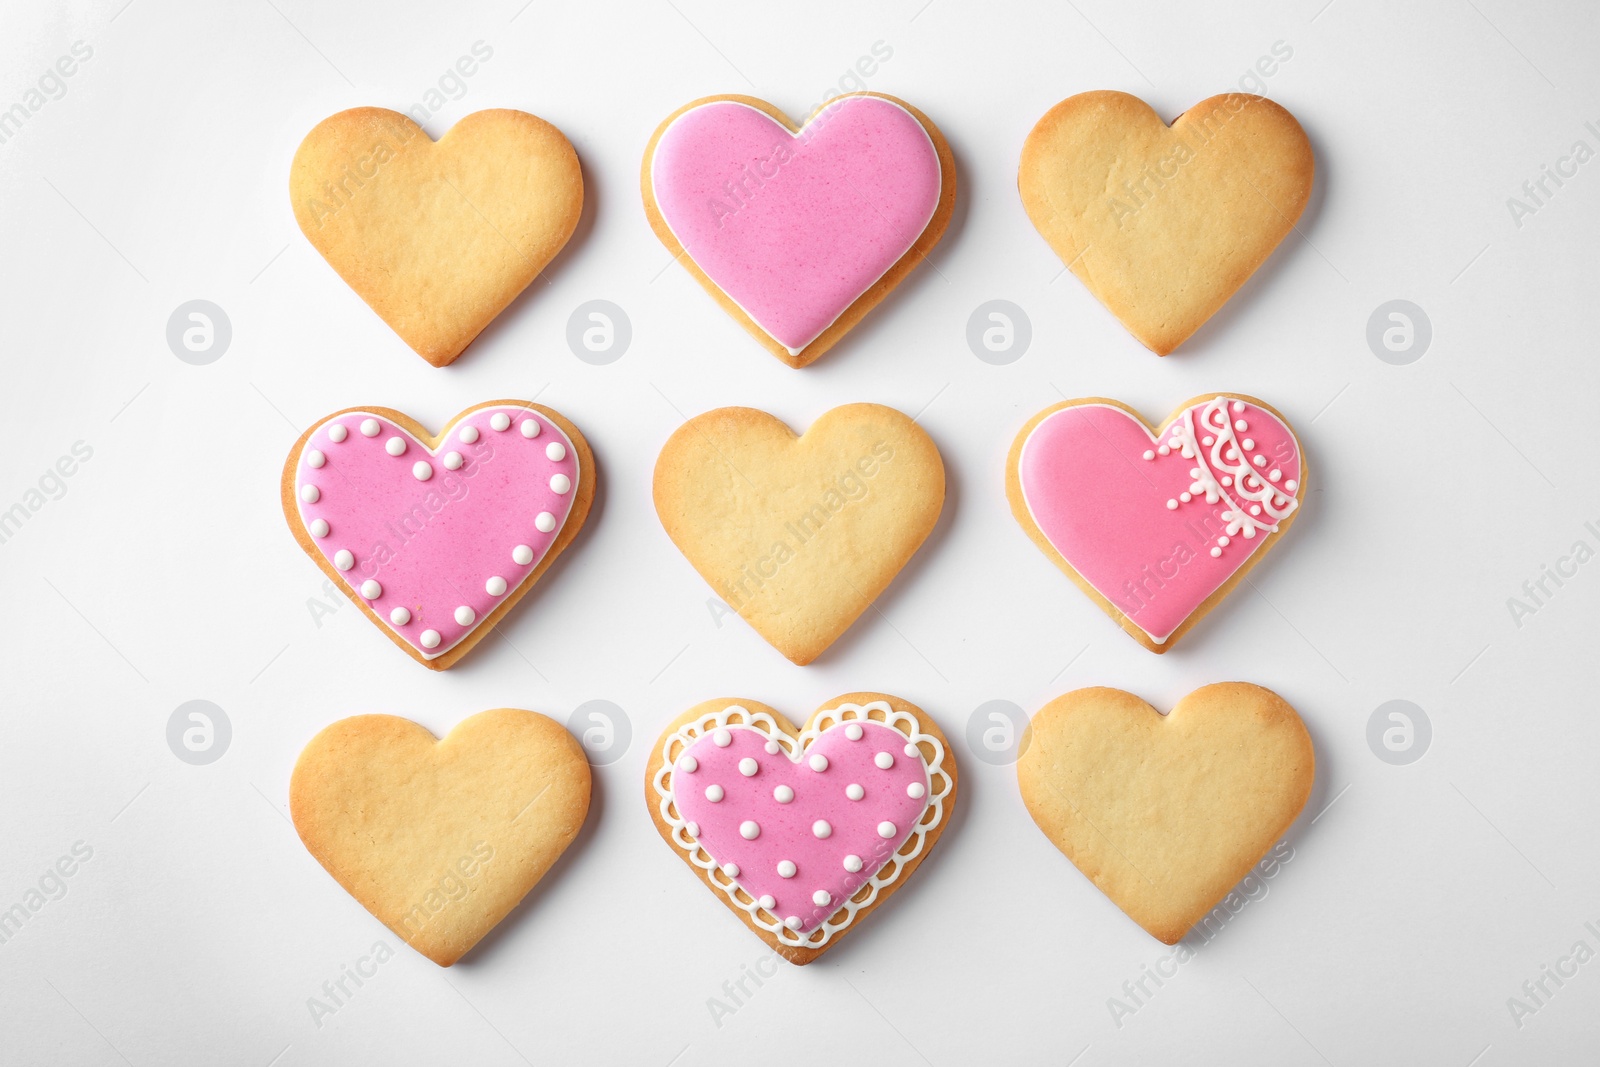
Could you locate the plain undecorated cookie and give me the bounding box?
[291,107,582,366]
[291,709,591,966]
[652,404,944,664]
[1019,91,1313,354]
[1017,683,1314,943]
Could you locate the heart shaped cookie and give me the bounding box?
[642,93,956,367]
[1017,684,1313,943]
[647,694,956,963]
[653,404,944,664]
[1019,91,1313,354]
[281,401,594,669]
[1007,394,1305,652]
[291,107,583,366]
[291,709,591,966]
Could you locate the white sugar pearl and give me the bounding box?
[777,860,796,878]
[300,484,320,503]
[812,820,832,839]
[327,424,348,443]
[1253,455,1267,467]
[1210,547,1223,558]
[443,451,464,471]
[739,821,760,840]
[907,782,926,799]
[359,580,381,600]
[389,607,411,625]
[784,917,802,930]
[309,519,329,538]
[774,785,794,803]
[550,473,571,494]
[712,729,732,747]
[764,740,781,754]
[808,754,829,772]
[305,450,325,468]
[738,757,758,777]
[333,550,354,571]
[485,576,507,596]
[1142,450,1154,460]
[678,755,697,773]
[721,862,739,878]
[874,752,894,770]
[413,461,432,481]
[1235,419,1248,431]
[904,743,920,758]
[459,426,479,444]
[1269,469,1282,482]
[545,441,566,462]
[1180,492,1192,503]
[1232,401,1245,413]
[812,890,831,906]
[420,629,441,649]
[360,419,380,437]
[1286,480,1298,491]
[1166,499,1177,510]
[454,605,475,626]
[520,418,541,438]
[705,785,724,802]
[512,545,534,566]
[1218,536,1230,546]
[877,821,897,838]
[385,436,406,456]
[535,512,556,533]
[844,724,863,741]
[685,822,699,837]
[490,413,510,431]
[758,895,776,910]
[843,855,863,873]
[845,783,864,801]
[1242,438,1255,451]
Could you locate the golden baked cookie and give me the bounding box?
[652,404,944,664]
[1017,683,1314,943]
[1019,91,1313,354]
[290,709,591,966]
[291,107,583,366]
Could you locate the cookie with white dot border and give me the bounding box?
[281,401,595,670]
[646,693,957,964]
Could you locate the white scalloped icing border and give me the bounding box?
[652,700,952,949]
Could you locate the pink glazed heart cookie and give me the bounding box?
[647,694,957,964]
[642,93,956,368]
[281,401,594,670]
[1007,394,1306,652]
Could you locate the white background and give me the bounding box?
[1,0,1597,1063]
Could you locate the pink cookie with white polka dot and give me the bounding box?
[647,693,957,964]
[281,401,594,669]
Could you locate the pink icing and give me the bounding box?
[1018,397,1303,644]
[293,407,578,659]
[672,721,930,932]
[650,96,942,354]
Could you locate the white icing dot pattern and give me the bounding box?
[389,607,411,625]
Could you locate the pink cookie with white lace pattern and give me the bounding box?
[1007,394,1307,653]
[647,694,957,964]
[281,401,594,669]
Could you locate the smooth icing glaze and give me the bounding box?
[1018,396,1302,644]
[654,701,951,948]
[293,406,578,659]
[650,96,942,354]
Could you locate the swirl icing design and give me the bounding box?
[654,702,951,948]
[649,95,942,355]
[1018,396,1302,644]
[292,406,578,659]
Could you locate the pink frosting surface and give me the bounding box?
[650,96,942,353]
[1018,397,1302,644]
[673,722,930,932]
[294,407,578,658]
